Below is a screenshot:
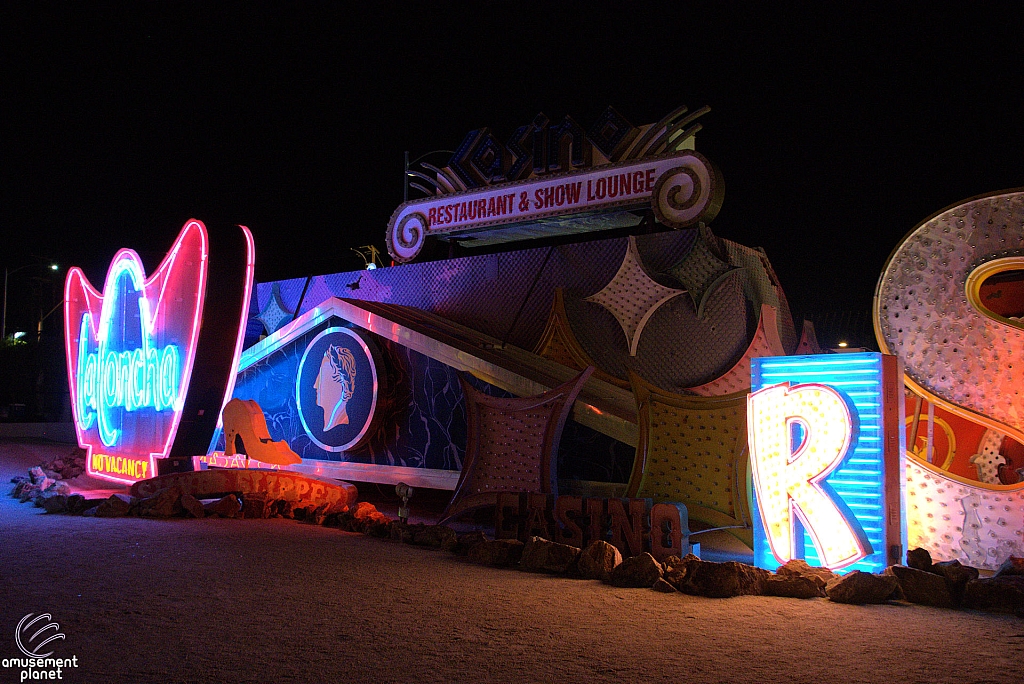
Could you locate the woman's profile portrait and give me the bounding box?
[313,344,357,431]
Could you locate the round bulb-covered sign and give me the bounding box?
[295,326,381,452]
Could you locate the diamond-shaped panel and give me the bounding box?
[584,237,685,355]
[440,368,593,523]
[627,371,751,545]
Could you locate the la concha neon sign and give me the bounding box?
[64,220,255,484]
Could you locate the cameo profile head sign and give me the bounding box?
[296,326,381,453]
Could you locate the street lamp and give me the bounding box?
[2,260,59,342]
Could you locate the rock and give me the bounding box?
[577,540,622,581]
[609,553,663,588]
[357,511,391,534]
[445,531,488,555]
[292,506,311,521]
[881,568,906,601]
[888,565,954,609]
[73,497,105,515]
[963,576,1024,616]
[685,560,769,598]
[411,525,458,548]
[308,503,331,525]
[397,522,422,543]
[906,547,933,572]
[365,520,393,538]
[45,481,71,496]
[180,494,206,519]
[765,575,823,599]
[661,555,684,569]
[95,493,134,517]
[317,502,383,531]
[519,536,581,574]
[28,466,46,484]
[241,493,270,519]
[776,559,837,592]
[351,501,380,521]
[467,539,525,568]
[652,578,677,593]
[825,571,898,604]
[204,494,242,518]
[389,521,410,541]
[11,479,31,498]
[272,499,294,519]
[40,493,69,514]
[37,477,55,492]
[44,469,62,480]
[930,560,979,607]
[994,556,1024,578]
[138,486,183,517]
[65,494,86,514]
[662,558,699,593]
[19,483,41,502]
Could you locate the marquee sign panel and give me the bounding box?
[388,151,722,263]
[388,105,725,263]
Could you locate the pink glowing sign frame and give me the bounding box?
[64,220,255,484]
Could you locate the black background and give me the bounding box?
[3,3,1023,332]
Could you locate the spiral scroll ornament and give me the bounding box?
[651,153,723,228]
[386,212,428,263]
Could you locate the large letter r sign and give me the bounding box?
[748,383,869,569]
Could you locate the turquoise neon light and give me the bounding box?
[750,353,893,574]
[73,258,183,448]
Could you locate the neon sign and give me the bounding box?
[75,314,180,422]
[65,220,255,484]
[749,353,905,573]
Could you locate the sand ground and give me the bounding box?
[1,438,1023,684]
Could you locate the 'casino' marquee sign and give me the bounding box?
[64,220,255,484]
[387,105,724,263]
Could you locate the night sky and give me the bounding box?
[3,4,1023,333]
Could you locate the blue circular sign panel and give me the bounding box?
[295,326,380,452]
